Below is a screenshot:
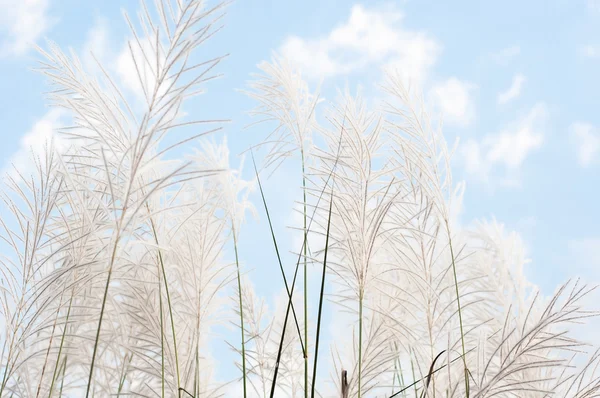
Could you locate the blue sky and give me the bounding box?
[1,0,600,388]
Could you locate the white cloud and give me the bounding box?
[462,103,547,186]
[497,74,526,105]
[77,18,148,102]
[279,5,440,87]
[80,18,167,107]
[570,122,600,167]
[429,77,476,126]
[568,238,600,275]
[489,45,521,65]
[0,0,53,56]
[2,109,64,177]
[116,35,177,107]
[580,45,600,58]
[588,0,600,12]
[82,18,110,69]
[3,19,113,177]
[566,236,600,345]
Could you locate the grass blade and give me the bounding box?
[310,181,334,398]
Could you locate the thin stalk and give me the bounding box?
[411,349,418,398]
[392,346,398,393]
[36,291,65,398]
[394,342,407,398]
[232,224,247,398]
[159,259,165,398]
[85,235,121,398]
[149,214,182,397]
[358,292,364,398]
[116,353,133,397]
[310,184,334,398]
[0,225,31,396]
[301,148,309,398]
[48,292,74,398]
[194,348,199,397]
[252,154,306,398]
[258,132,343,397]
[445,220,468,398]
[58,356,67,398]
[251,152,305,352]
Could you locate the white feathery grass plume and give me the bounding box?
[246,55,320,172]
[237,280,308,398]
[247,55,321,398]
[471,280,598,398]
[1,0,231,396]
[380,71,475,396]
[310,89,400,397]
[189,135,256,397]
[238,280,278,398]
[0,147,63,396]
[2,1,600,396]
[190,136,256,236]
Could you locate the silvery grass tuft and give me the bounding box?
[1,1,600,397]
[247,57,600,398]
[246,56,320,398]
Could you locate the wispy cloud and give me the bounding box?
[588,0,600,12]
[497,74,526,105]
[2,16,147,177]
[279,4,440,87]
[570,122,600,167]
[81,17,110,68]
[488,45,521,66]
[0,0,54,56]
[580,45,600,58]
[429,77,476,126]
[568,237,600,275]
[2,109,64,176]
[81,18,165,106]
[462,103,547,186]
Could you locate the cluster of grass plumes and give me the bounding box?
[0,1,599,397]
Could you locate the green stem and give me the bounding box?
[252,153,306,398]
[86,236,120,398]
[232,225,247,398]
[410,349,418,398]
[445,221,469,398]
[149,215,181,397]
[159,259,165,398]
[48,292,73,398]
[301,148,309,398]
[194,347,199,397]
[358,293,363,398]
[36,291,64,398]
[58,356,67,398]
[395,342,407,398]
[392,344,398,393]
[310,187,333,398]
[116,353,133,396]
